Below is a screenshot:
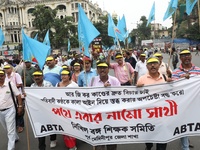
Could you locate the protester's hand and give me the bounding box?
[136,83,144,87]
[180,73,190,79]
[108,50,113,56]
[166,78,173,82]
[104,81,111,87]
[23,93,26,97]
[129,79,133,85]
[167,70,172,77]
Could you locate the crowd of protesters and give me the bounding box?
[0,47,197,150]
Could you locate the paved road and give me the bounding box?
[1,52,200,150]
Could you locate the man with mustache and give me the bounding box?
[172,50,200,150]
[31,71,55,150]
[89,60,120,150]
[137,56,171,150]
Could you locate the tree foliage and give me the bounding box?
[32,5,78,49]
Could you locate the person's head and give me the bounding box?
[179,50,192,66]
[46,56,56,68]
[62,65,70,71]
[0,70,6,83]
[96,60,109,78]
[60,70,71,82]
[32,71,43,84]
[74,53,79,60]
[146,56,160,75]
[140,53,146,62]
[24,60,32,68]
[153,53,163,63]
[115,53,123,65]
[172,47,176,53]
[73,62,82,72]
[3,64,13,75]
[83,56,92,72]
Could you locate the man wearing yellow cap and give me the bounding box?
[137,56,171,150]
[0,70,23,150]
[172,49,200,150]
[107,51,135,86]
[30,71,57,149]
[153,52,172,78]
[43,56,62,86]
[89,60,120,150]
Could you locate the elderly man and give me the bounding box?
[153,52,172,78]
[172,50,200,150]
[137,56,171,150]
[0,69,23,150]
[78,56,97,87]
[107,51,135,86]
[89,60,120,150]
[31,71,56,150]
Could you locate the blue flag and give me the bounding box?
[68,39,70,52]
[117,15,127,40]
[128,37,131,44]
[186,0,198,15]
[108,13,124,42]
[22,29,50,70]
[146,1,155,26]
[0,28,5,47]
[163,0,178,21]
[43,29,51,55]
[78,4,100,57]
[34,33,38,41]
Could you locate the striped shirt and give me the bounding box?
[172,64,200,80]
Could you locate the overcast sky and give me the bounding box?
[91,0,172,31]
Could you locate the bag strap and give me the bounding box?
[8,81,18,110]
[162,74,167,81]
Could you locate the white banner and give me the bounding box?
[25,76,200,146]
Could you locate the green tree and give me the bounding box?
[32,5,78,49]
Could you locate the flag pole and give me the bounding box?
[168,9,177,69]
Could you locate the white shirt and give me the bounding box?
[135,60,147,80]
[159,62,172,76]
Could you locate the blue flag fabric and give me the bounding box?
[22,29,50,70]
[43,29,51,55]
[68,39,70,52]
[0,28,5,47]
[163,0,178,21]
[78,4,100,57]
[34,33,38,41]
[186,0,198,15]
[108,13,124,42]
[146,1,155,26]
[117,15,128,40]
[128,37,131,44]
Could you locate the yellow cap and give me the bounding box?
[3,65,11,69]
[154,53,162,57]
[97,63,108,67]
[32,71,43,76]
[0,70,5,74]
[61,70,70,75]
[62,65,68,69]
[140,54,146,57]
[46,56,54,61]
[179,50,191,55]
[115,54,123,59]
[147,57,159,64]
[74,63,80,66]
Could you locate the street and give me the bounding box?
[1,52,200,150]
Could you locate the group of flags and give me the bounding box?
[147,0,198,26]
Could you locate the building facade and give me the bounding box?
[0,0,104,44]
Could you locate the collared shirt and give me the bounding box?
[172,64,200,80]
[43,65,62,86]
[110,62,135,84]
[89,75,121,87]
[0,81,20,109]
[158,62,172,76]
[135,60,147,80]
[78,68,97,87]
[31,80,53,87]
[137,73,166,85]
[5,72,22,85]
